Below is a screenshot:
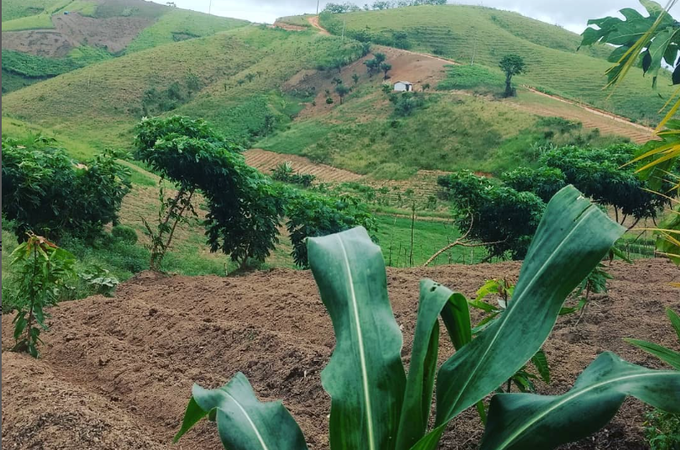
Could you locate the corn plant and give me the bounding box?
[175,186,680,449]
[10,234,76,358]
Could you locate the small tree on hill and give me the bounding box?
[335,84,350,104]
[499,54,526,97]
[352,73,360,84]
[380,62,392,80]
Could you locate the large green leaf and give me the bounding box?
[396,281,470,450]
[645,26,678,86]
[308,227,406,450]
[412,186,624,449]
[174,372,307,450]
[479,352,680,450]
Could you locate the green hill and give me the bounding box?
[1,26,366,152]
[319,4,675,125]
[1,0,248,93]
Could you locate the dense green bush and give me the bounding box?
[111,225,138,245]
[390,92,426,117]
[501,166,567,203]
[437,170,545,259]
[285,191,377,268]
[2,138,131,242]
[540,144,670,224]
[271,162,317,187]
[135,116,285,269]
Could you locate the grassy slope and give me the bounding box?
[258,80,623,177]
[1,0,248,93]
[320,5,675,125]
[1,26,365,153]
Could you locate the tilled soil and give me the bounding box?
[2,259,679,449]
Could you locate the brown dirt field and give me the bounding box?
[245,148,363,182]
[273,21,308,32]
[2,258,679,449]
[1,13,153,57]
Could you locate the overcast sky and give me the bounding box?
[154,1,677,34]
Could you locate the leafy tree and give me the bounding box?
[335,83,350,104]
[372,1,393,9]
[135,116,285,269]
[324,2,360,13]
[352,72,360,84]
[501,166,567,203]
[390,91,425,116]
[2,138,131,242]
[9,234,76,358]
[540,144,670,227]
[285,192,378,268]
[380,62,392,79]
[437,170,545,259]
[499,54,526,97]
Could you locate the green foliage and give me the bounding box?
[540,144,671,224]
[499,54,526,97]
[644,409,680,450]
[1,138,131,242]
[437,170,544,259]
[469,278,551,393]
[9,234,76,358]
[437,64,505,94]
[390,91,426,117]
[135,116,285,268]
[625,308,680,371]
[285,191,377,268]
[111,225,138,245]
[501,166,567,203]
[176,186,680,450]
[77,265,119,297]
[271,162,316,187]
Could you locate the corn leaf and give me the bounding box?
[479,352,680,450]
[308,227,406,450]
[668,308,680,340]
[396,281,468,450]
[174,372,308,450]
[624,338,680,369]
[411,186,624,449]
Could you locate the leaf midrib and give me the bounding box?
[223,390,269,450]
[494,371,679,449]
[336,234,376,450]
[441,206,597,417]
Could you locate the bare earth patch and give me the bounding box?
[2,259,679,449]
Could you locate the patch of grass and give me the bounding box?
[126,8,248,53]
[437,64,505,94]
[320,4,675,125]
[376,214,486,267]
[276,14,313,28]
[2,12,54,31]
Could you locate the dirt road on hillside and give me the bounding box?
[3,259,679,449]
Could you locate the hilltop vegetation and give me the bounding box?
[1,0,248,93]
[2,26,365,152]
[319,4,676,125]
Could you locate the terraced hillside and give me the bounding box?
[319,4,675,125]
[1,0,248,93]
[1,26,366,152]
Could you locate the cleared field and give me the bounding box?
[2,258,677,449]
[245,148,363,182]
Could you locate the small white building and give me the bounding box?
[393,81,414,92]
